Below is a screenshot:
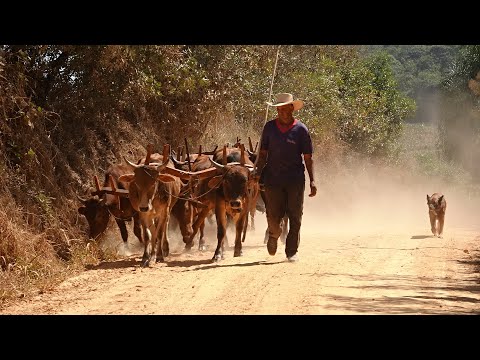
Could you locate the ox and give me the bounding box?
[212,145,260,232]
[170,153,215,251]
[208,159,257,261]
[188,146,257,261]
[182,145,258,254]
[119,146,216,267]
[118,149,182,267]
[77,163,141,245]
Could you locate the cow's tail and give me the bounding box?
[241,192,250,243]
[242,211,248,243]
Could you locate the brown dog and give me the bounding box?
[426,193,447,238]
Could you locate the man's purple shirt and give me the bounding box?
[260,118,313,186]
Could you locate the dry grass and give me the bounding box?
[0,208,70,305]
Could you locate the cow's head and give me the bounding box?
[77,194,109,239]
[119,157,177,213]
[208,159,256,214]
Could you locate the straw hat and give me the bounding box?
[266,93,304,111]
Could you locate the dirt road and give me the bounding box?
[2,182,479,315]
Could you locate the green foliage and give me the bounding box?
[437,45,480,180]
[278,48,415,157]
[362,45,460,97]
[361,45,460,123]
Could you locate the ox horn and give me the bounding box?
[210,158,225,171]
[76,194,88,204]
[248,137,254,152]
[124,156,141,169]
[170,155,186,167]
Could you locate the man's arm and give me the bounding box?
[253,149,268,180]
[303,153,317,197]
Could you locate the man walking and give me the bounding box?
[254,93,317,262]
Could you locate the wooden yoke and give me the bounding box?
[109,174,122,210]
[145,144,154,165]
[240,143,245,166]
[184,138,192,172]
[163,143,170,160]
[176,146,183,161]
[248,137,254,152]
[91,174,129,198]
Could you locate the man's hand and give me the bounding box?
[309,180,317,197]
[251,168,261,182]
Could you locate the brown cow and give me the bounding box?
[118,152,182,267]
[77,163,141,245]
[171,153,217,251]
[206,157,258,261]
[119,147,217,267]
[170,154,213,251]
[183,146,258,253]
[213,145,261,232]
[77,152,173,246]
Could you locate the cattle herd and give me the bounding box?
[77,139,284,267]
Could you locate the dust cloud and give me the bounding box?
[99,160,480,258]
[302,161,480,238]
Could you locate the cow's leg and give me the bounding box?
[264,227,269,244]
[133,212,142,243]
[161,213,171,258]
[141,223,153,267]
[213,203,227,262]
[280,216,289,244]
[155,213,169,263]
[248,182,260,232]
[437,214,445,238]
[249,211,255,231]
[199,219,207,251]
[187,206,212,251]
[234,214,247,257]
[177,210,193,252]
[115,219,129,244]
[224,215,234,249]
[429,212,437,236]
[147,215,164,264]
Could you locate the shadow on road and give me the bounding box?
[180,260,284,272]
[85,258,138,270]
[411,235,434,239]
[306,272,480,314]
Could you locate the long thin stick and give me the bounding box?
[264,45,281,124]
[254,45,281,168]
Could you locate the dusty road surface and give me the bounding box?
[2,180,480,315]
